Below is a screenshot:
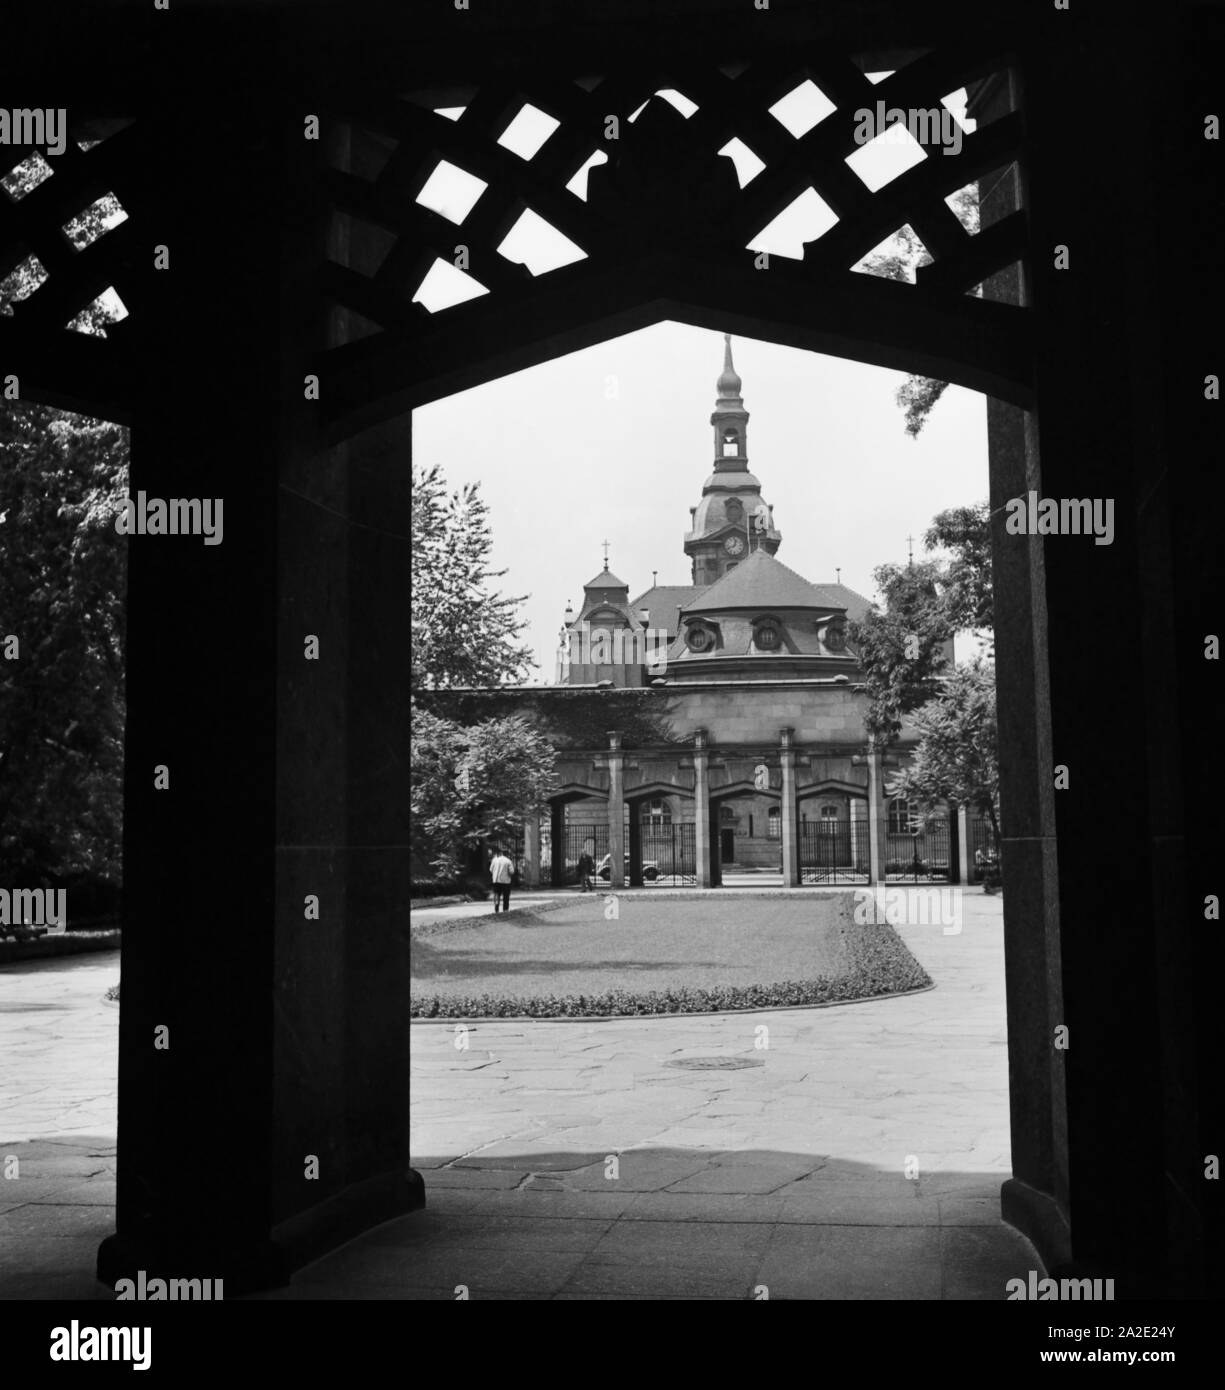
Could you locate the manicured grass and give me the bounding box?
[410,894,931,1018]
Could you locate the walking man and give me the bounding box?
[489,845,514,913]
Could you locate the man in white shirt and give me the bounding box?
[489,847,514,913]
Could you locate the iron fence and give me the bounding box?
[886,818,951,881]
[800,819,870,884]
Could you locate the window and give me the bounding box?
[720,805,737,823]
[722,428,739,457]
[888,796,917,834]
[753,618,782,651]
[725,497,744,523]
[642,797,671,825]
[820,803,839,833]
[767,806,781,839]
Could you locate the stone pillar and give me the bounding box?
[866,747,888,884]
[628,811,643,888]
[607,732,624,891]
[693,730,713,889]
[523,814,541,889]
[957,805,971,888]
[779,729,800,887]
[550,801,565,888]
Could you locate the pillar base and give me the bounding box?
[1000,1176,1071,1275]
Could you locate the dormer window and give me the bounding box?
[684,621,717,653]
[752,616,783,651]
[823,618,848,652]
[725,497,744,524]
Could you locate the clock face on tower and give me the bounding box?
[724,534,745,556]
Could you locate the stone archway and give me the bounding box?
[3,0,1217,1301]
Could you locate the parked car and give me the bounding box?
[596,854,659,881]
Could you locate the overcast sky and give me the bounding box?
[414,323,989,678]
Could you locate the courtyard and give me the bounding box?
[404,888,1040,1299]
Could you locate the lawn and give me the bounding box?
[410,894,931,1018]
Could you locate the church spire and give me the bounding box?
[711,333,749,470]
[716,333,742,400]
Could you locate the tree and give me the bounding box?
[850,558,953,746]
[925,501,993,634]
[411,702,556,879]
[410,461,552,880]
[887,658,1001,856]
[0,400,128,883]
[858,185,980,437]
[411,461,534,688]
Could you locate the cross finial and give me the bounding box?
[906,534,915,565]
[652,569,658,585]
[601,538,610,568]
[835,566,841,583]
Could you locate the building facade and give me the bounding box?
[537,337,961,889]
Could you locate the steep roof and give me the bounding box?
[584,567,629,589]
[681,548,844,614]
[630,583,707,636]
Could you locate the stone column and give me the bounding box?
[779,729,800,887]
[866,746,888,884]
[957,805,970,887]
[693,730,713,889]
[607,732,625,891]
[550,801,565,888]
[523,814,541,889]
[628,811,643,888]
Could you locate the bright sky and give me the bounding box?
[414,324,989,678]
[411,78,988,678]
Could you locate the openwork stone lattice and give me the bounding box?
[0,117,141,416]
[318,44,1030,432]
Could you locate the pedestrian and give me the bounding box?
[489,845,513,913]
[576,846,595,892]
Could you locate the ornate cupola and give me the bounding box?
[684,334,782,587]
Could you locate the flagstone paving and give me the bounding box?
[379,888,1040,1299]
[0,893,1040,1300]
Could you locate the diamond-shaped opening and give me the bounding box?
[0,153,54,200]
[65,286,128,337]
[851,224,932,282]
[497,209,586,275]
[945,177,983,235]
[62,194,128,252]
[718,137,766,188]
[412,257,489,313]
[940,88,975,137]
[767,79,837,138]
[655,89,698,118]
[865,71,894,85]
[566,149,609,201]
[746,187,838,260]
[433,106,466,122]
[415,160,488,225]
[334,212,398,279]
[845,121,927,192]
[497,103,561,160]
[0,253,49,313]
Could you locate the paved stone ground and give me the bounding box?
[0,894,1040,1300]
[0,953,120,1299]
[390,888,1041,1300]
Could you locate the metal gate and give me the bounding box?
[561,823,609,885]
[800,818,870,884]
[641,822,696,886]
[886,818,952,881]
[967,816,999,883]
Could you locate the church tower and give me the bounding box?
[683,335,782,587]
